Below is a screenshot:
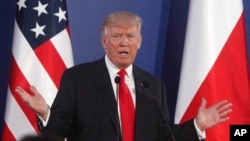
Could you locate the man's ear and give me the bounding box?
[137,38,142,49]
[101,37,107,49]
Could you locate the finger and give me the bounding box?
[217,103,233,113]
[15,86,26,93]
[15,86,28,97]
[212,100,229,109]
[199,97,207,109]
[219,109,233,118]
[15,86,30,103]
[218,116,230,124]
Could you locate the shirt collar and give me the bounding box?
[105,55,133,78]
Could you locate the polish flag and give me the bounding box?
[175,0,250,140]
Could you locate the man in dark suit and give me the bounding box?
[16,11,232,141]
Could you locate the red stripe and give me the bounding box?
[34,40,67,88]
[181,14,250,141]
[8,55,39,134]
[1,122,16,141]
[66,26,71,37]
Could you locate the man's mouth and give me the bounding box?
[119,51,129,56]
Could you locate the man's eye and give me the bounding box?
[112,35,121,39]
[128,35,135,38]
[128,36,136,40]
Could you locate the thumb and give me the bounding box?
[200,97,207,109]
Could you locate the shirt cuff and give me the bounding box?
[194,118,206,140]
[37,108,51,126]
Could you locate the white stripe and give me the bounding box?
[12,21,58,106]
[5,87,36,140]
[50,29,74,68]
[175,0,243,123]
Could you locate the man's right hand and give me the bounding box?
[15,86,49,120]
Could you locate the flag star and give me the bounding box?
[17,0,27,11]
[54,7,67,23]
[30,22,46,38]
[33,1,48,16]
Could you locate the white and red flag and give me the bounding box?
[175,0,250,140]
[1,0,73,140]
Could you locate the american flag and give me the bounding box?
[1,0,73,140]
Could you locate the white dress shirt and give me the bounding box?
[105,55,136,106]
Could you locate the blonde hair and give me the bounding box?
[101,11,142,37]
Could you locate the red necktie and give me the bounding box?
[118,69,135,141]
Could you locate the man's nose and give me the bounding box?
[120,37,128,46]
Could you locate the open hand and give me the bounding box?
[15,86,49,120]
[195,98,233,131]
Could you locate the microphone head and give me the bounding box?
[141,80,150,88]
[115,76,120,84]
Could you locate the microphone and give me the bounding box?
[115,76,120,84]
[165,118,176,141]
[114,76,120,141]
[114,76,120,103]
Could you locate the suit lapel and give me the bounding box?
[94,58,120,134]
[133,67,146,140]
[133,67,155,141]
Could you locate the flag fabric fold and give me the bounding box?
[1,0,73,140]
[175,0,250,140]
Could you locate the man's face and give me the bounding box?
[101,25,141,69]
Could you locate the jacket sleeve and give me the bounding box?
[159,80,200,141]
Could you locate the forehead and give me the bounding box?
[107,26,139,34]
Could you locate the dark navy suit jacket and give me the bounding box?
[40,57,199,141]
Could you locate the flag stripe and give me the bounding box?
[1,123,16,141]
[51,28,74,68]
[8,56,38,131]
[34,39,67,88]
[175,0,244,123]
[12,21,58,106]
[5,88,37,139]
